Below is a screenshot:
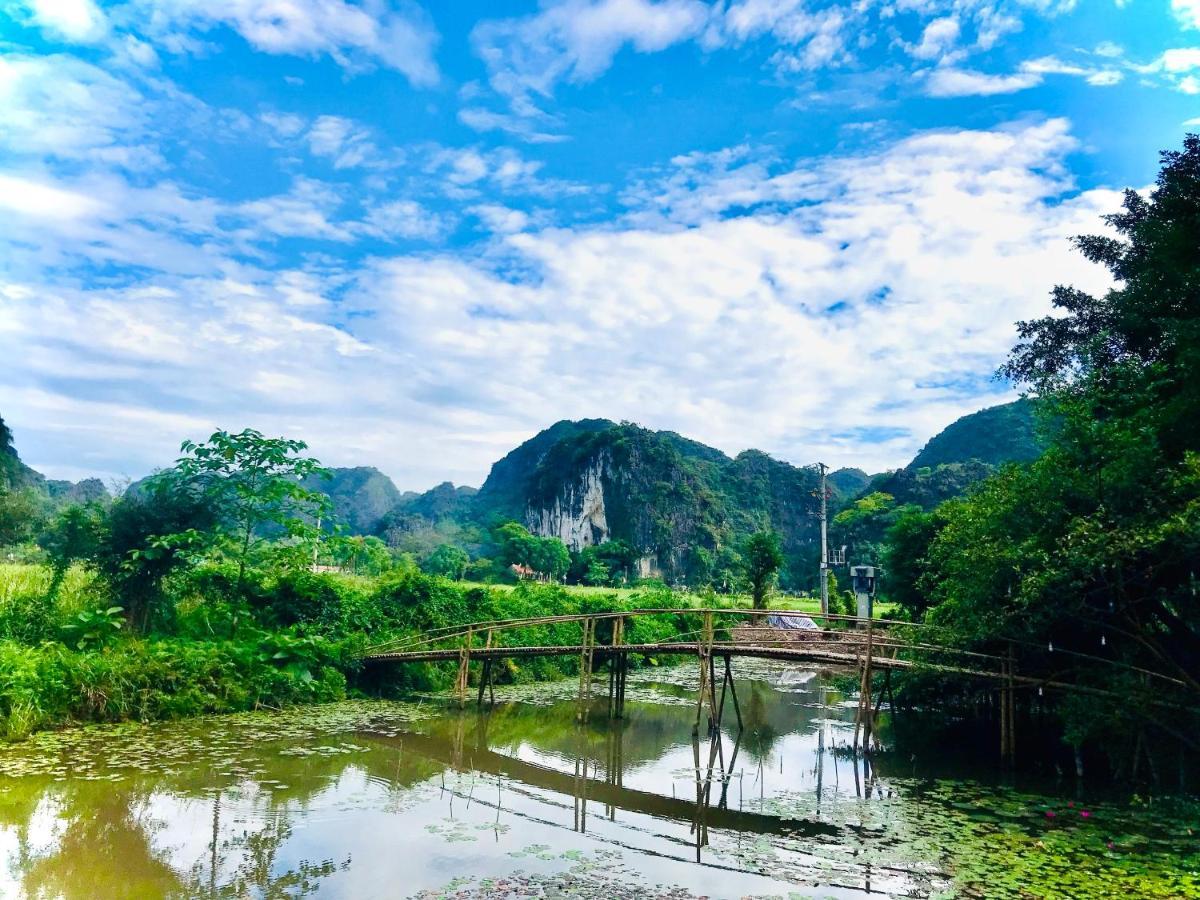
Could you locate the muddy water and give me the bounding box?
[0,661,1196,898]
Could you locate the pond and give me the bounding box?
[0,661,1196,898]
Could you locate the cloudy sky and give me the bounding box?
[1,0,1197,490]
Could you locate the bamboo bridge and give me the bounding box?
[362,607,1194,759]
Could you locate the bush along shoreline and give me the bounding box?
[0,560,702,741]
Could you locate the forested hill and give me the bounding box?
[910,398,1043,470]
[864,399,1047,509]
[0,414,109,508]
[463,420,869,585]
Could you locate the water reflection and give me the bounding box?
[2,665,1190,899]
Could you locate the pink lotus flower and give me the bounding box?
[1081,810,1091,818]
[1045,810,1057,819]
[1067,801,1074,808]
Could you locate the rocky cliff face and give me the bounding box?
[526,452,610,549]
[501,422,822,585]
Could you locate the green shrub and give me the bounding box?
[0,636,347,740]
[0,563,106,643]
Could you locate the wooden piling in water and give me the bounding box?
[456,626,474,709]
[854,616,875,753]
[577,617,596,723]
[1000,643,1016,766]
[694,610,716,735]
[723,655,743,731]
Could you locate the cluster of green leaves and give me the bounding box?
[0,632,350,740]
[879,136,1200,772]
[493,522,571,580]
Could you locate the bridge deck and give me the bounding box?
[364,641,903,667]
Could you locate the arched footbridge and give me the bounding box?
[362,607,1192,758]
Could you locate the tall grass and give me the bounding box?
[0,563,108,644]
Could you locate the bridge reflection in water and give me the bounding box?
[360,691,895,893]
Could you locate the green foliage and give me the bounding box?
[422,543,469,580]
[326,534,392,575]
[60,606,124,650]
[167,429,330,591]
[493,522,570,580]
[0,488,45,547]
[883,136,1200,768]
[881,507,941,618]
[0,636,347,741]
[908,399,1045,470]
[742,531,784,610]
[571,539,637,586]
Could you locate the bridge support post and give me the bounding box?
[608,617,626,720]
[694,611,717,735]
[853,617,875,753]
[1000,643,1016,766]
[456,627,474,709]
[477,658,495,708]
[577,616,595,723]
[717,654,742,731]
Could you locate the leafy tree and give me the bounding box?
[48,477,217,631]
[329,534,392,576]
[571,539,637,585]
[901,136,1200,763]
[167,429,329,593]
[494,521,539,569]
[881,507,941,619]
[1001,137,1200,461]
[40,503,104,596]
[424,544,469,580]
[0,413,20,489]
[583,558,611,586]
[531,536,570,582]
[0,487,44,547]
[742,531,784,610]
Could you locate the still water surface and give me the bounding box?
[1,661,1196,898]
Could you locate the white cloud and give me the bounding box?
[472,0,710,104]
[1021,55,1122,86]
[0,172,106,220]
[924,67,1041,97]
[119,0,441,83]
[470,203,532,233]
[1156,47,1200,71]
[466,0,1113,132]
[1135,48,1200,92]
[363,199,450,240]
[235,177,356,241]
[0,54,159,167]
[19,0,108,42]
[1172,0,1200,29]
[1,119,1124,487]
[306,115,380,168]
[909,16,960,61]
[457,106,570,143]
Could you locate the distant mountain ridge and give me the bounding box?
[864,398,1047,509]
[3,401,1048,584]
[0,414,111,506]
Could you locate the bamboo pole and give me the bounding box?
[456,626,473,709]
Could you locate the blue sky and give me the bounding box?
[2,0,1198,490]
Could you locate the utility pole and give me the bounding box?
[818,462,830,617]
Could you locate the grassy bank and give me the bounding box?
[0,563,716,740]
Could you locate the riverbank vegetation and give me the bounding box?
[839,137,1200,785]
